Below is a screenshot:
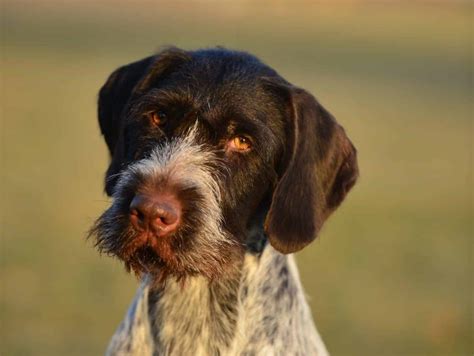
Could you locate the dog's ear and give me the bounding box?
[98,48,191,195]
[98,56,154,195]
[98,56,154,157]
[264,81,359,254]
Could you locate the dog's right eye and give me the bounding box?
[148,111,167,127]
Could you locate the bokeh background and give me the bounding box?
[1,1,472,355]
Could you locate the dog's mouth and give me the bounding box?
[123,244,189,283]
[120,225,183,271]
[121,228,171,258]
[119,233,235,283]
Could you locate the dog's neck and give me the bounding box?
[104,245,328,355]
[148,269,240,355]
[134,246,327,355]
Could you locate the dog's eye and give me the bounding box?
[228,136,252,152]
[148,111,167,126]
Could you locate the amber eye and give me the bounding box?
[149,111,166,126]
[228,136,252,152]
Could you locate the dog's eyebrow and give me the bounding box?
[139,88,195,107]
[227,114,267,136]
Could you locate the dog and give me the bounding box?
[90,47,358,355]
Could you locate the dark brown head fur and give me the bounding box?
[91,47,358,282]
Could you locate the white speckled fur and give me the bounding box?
[104,126,328,355]
[105,278,154,356]
[106,246,329,356]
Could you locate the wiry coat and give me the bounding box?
[106,247,327,356]
[91,47,358,356]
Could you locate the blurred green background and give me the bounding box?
[1,1,472,355]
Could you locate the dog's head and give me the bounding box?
[91,47,358,282]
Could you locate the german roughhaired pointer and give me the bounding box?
[90,47,358,355]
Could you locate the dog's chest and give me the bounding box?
[106,248,328,356]
[150,274,240,356]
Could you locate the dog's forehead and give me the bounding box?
[185,49,276,83]
[154,52,281,125]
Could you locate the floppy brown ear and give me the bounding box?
[264,85,359,254]
[98,48,191,196]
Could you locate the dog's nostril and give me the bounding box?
[129,196,149,231]
[130,207,145,222]
[129,193,181,236]
[154,206,179,226]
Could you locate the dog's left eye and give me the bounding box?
[148,111,167,126]
[227,136,252,152]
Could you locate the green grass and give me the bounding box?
[1,2,472,355]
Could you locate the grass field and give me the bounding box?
[1,1,472,355]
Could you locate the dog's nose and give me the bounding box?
[129,193,181,236]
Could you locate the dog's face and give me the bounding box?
[91,48,358,282]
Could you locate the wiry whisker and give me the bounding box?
[105,170,128,183]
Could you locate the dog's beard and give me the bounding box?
[90,127,243,283]
[90,192,242,284]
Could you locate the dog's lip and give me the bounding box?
[125,229,177,268]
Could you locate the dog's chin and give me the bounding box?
[118,230,190,283]
[123,246,189,285]
[118,231,242,285]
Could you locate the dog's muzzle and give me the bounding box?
[91,126,238,280]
